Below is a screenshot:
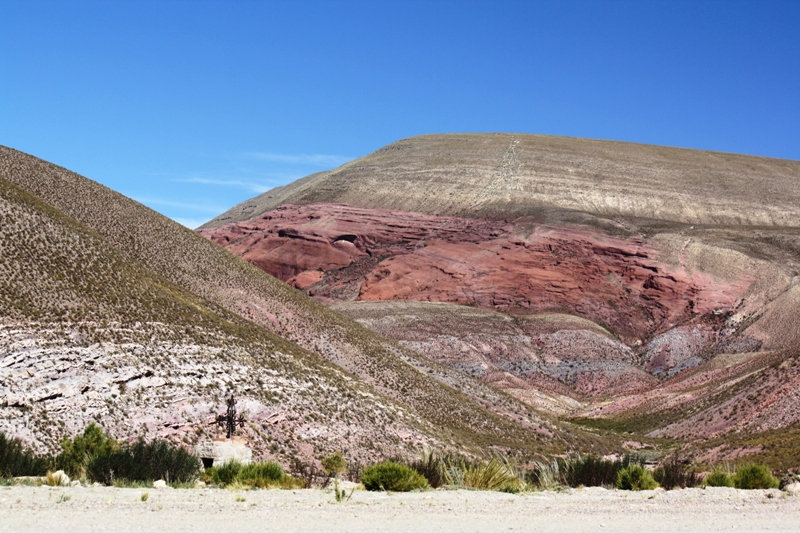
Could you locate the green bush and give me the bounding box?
[703,466,734,487]
[238,461,285,488]
[361,461,429,492]
[87,439,202,485]
[616,465,659,491]
[321,452,347,478]
[0,433,48,478]
[205,459,297,489]
[208,459,243,486]
[733,464,779,490]
[565,454,641,488]
[56,423,119,479]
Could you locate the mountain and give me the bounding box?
[199,133,800,465]
[0,145,605,462]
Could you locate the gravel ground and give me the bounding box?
[2,485,799,532]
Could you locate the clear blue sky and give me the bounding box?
[2,0,798,228]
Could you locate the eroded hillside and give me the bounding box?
[0,146,609,463]
[199,134,800,463]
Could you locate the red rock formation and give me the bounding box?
[199,203,752,343]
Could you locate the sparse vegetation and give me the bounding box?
[361,461,429,492]
[333,479,354,502]
[321,451,347,479]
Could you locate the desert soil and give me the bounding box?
[2,486,799,532]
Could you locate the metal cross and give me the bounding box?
[214,393,246,438]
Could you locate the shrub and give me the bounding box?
[564,454,640,488]
[56,423,119,480]
[0,432,48,478]
[208,460,243,486]
[616,465,659,491]
[703,466,734,487]
[205,459,298,489]
[321,452,347,479]
[733,464,779,490]
[361,461,429,492]
[87,438,202,485]
[238,462,285,488]
[653,457,700,490]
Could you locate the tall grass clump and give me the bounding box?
[615,464,659,491]
[87,439,202,485]
[238,462,285,488]
[461,457,522,491]
[207,459,242,486]
[564,454,641,488]
[733,464,779,489]
[0,432,48,478]
[361,461,429,492]
[528,458,566,489]
[204,459,300,489]
[652,456,700,490]
[527,455,643,489]
[407,448,521,491]
[408,447,459,488]
[408,447,446,488]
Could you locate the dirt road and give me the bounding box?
[2,485,798,532]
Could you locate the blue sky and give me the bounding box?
[2,0,798,228]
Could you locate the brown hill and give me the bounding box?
[199,134,800,464]
[0,145,608,462]
[201,133,800,228]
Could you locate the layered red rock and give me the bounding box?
[199,203,753,343]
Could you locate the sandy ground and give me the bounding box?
[2,485,799,532]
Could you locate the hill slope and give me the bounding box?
[197,134,800,462]
[0,145,609,460]
[202,133,800,228]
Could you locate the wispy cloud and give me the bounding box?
[174,177,278,194]
[245,152,352,167]
[133,196,226,215]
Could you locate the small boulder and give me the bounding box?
[784,482,800,494]
[49,470,70,486]
[153,479,167,489]
[70,480,81,487]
